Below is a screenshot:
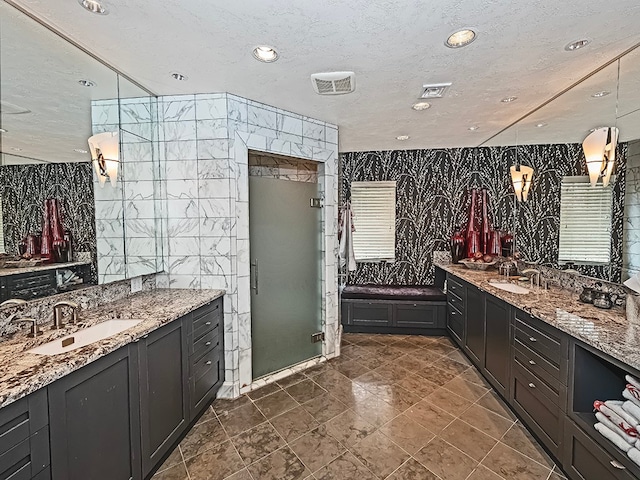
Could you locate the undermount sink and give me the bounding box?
[488,280,530,295]
[27,319,143,356]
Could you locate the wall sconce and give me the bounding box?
[510,165,534,202]
[88,131,119,187]
[582,126,618,187]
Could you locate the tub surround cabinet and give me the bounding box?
[439,265,640,480]
[0,293,223,480]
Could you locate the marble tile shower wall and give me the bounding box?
[91,97,163,283]
[155,93,339,398]
[625,139,640,281]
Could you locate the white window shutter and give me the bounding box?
[558,176,613,264]
[350,181,396,261]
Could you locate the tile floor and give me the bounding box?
[153,334,568,480]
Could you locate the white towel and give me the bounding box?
[594,401,639,438]
[605,401,640,428]
[338,203,357,272]
[624,401,640,424]
[627,375,640,392]
[635,439,640,450]
[628,447,640,468]
[595,422,633,452]
[624,389,640,410]
[596,412,637,445]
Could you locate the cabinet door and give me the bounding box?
[447,304,464,347]
[49,346,141,480]
[464,285,485,367]
[351,302,392,327]
[139,320,189,478]
[484,297,511,397]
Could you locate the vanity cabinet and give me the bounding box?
[446,277,465,345]
[48,345,141,480]
[464,284,485,366]
[138,320,189,478]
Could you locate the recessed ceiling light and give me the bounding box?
[501,96,518,103]
[536,122,548,128]
[445,29,476,48]
[0,128,7,133]
[468,126,479,131]
[565,39,590,51]
[78,79,96,87]
[396,135,410,141]
[10,147,23,152]
[170,72,188,81]
[78,0,108,15]
[412,102,431,111]
[74,148,88,154]
[252,46,279,63]
[591,91,611,98]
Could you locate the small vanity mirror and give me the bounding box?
[0,2,163,302]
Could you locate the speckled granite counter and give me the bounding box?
[438,264,640,372]
[0,288,224,408]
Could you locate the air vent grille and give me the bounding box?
[311,72,356,95]
[420,82,452,99]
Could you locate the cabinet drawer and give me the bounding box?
[447,276,464,296]
[515,316,562,367]
[564,419,637,480]
[511,362,564,455]
[448,306,464,342]
[394,303,444,328]
[514,340,562,393]
[351,302,391,327]
[191,345,220,379]
[192,312,220,340]
[447,291,464,313]
[0,425,48,480]
[191,325,220,361]
[0,390,47,458]
[191,349,222,410]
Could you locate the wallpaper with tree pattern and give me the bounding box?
[0,162,97,282]
[340,143,626,285]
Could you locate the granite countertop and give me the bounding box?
[0,288,224,408]
[439,264,640,371]
[0,260,91,277]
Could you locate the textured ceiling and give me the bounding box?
[4,0,640,154]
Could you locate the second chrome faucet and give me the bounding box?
[52,301,79,329]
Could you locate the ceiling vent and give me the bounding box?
[311,72,356,95]
[420,82,452,99]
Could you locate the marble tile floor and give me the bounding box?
[153,334,567,480]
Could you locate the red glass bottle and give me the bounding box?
[481,189,491,254]
[465,189,481,258]
[450,230,466,264]
[40,202,52,263]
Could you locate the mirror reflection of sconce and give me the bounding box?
[88,131,119,187]
[582,126,618,187]
[510,165,534,202]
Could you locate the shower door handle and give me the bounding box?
[251,259,259,294]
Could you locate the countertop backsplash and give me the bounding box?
[0,273,157,337]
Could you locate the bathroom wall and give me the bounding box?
[0,162,97,280]
[150,93,339,397]
[624,139,640,281]
[341,143,626,285]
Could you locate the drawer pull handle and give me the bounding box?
[528,383,536,389]
[206,321,212,326]
[205,360,212,366]
[610,460,626,470]
[529,360,536,365]
[529,337,537,342]
[451,311,456,316]
[205,341,211,346]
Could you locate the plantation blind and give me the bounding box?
[350,181,396,261]
[0,203,5,254]
[558,176,613,264]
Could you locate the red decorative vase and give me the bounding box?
[481,189,491,254]
[488,230,502,256]
[450,230,466,264]
[47,199,68,263]
[40,203,52,263]
[465,189,480,258]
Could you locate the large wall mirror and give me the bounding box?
[0,1,164,302]
[480,43,640,284]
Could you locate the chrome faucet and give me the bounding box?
[0,299,27,308]
[522,269,541,288]
[52,301,79,329]
[11,317,42,338]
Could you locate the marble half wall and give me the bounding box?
[154,93,339,398]
[625,139,640,281]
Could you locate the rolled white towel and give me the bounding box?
[594,401,640,438]
[605,401,640,428]
[596,412,637,445]
[626,375,640,391]
[623,401,640,424]
[636,438,640,450]
[624,388,640,409]
[628,447,640,468]
[595,422,633,452]
[627,384,640,402]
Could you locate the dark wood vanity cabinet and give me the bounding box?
[464,284,485,366]
[138,320,189,478]
[48,345,141,480]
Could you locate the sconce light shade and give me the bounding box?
[510,165,534,202]
[582,127,618,187]
[88,131,119,187]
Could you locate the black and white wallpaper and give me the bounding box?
[340,143,626,285]
[0,162,97,281]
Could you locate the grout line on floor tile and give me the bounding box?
[177,445,192,480]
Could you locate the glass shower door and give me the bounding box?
[249,176,322,379]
